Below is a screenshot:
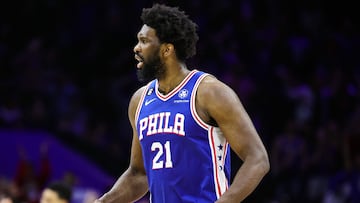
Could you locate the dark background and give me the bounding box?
[0,0,359,202]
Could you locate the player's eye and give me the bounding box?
[141,39,147,43]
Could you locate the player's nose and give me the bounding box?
[134,42,141,53]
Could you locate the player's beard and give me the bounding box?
[137,48,165,83]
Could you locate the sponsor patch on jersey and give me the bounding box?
[174,99,189,103]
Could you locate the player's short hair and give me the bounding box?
[141,3,199,61]
[46,182,72,202]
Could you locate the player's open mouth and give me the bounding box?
[135,54,144,69]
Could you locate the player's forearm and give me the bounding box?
[216,154,269,203]
[97,168,148,203]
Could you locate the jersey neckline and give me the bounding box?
[155,69,198,101]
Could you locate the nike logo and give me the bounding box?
[145,98,157,106]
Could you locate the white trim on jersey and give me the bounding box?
[155,69,198,101]
[208,126,229,199]
[135,84,151,131]
[190,73,210,130]
[190,73,229,198]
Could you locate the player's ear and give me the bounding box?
[162,43,174,57]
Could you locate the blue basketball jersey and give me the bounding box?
[135,70,231,203]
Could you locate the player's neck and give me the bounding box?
[157,63,190,95]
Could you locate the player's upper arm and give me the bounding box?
[127,86,147,174]
[197,76,268,163]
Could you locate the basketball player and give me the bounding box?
[96,3,269,203]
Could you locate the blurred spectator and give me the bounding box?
[270,120,309,202]
[0,195,14,203]
[13,144,51,203]
[40,182,72,203]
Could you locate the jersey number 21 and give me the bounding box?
[151,141,173,169]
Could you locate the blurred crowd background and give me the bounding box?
[0,0,359,203]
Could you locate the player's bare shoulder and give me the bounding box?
[128,85,148,123]
[130,86,148,105]
[196,73,243,125]
[197,74,238,106]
